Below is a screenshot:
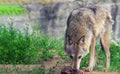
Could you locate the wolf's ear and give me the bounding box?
[79,36,85,44]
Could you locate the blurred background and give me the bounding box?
[0,0,120,40]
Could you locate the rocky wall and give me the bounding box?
[0,0,120,39]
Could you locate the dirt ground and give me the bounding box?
[44,57,120,74]
[0,57,119,74]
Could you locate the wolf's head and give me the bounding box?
[64,27,93,71]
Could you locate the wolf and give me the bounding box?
[64,4,114,72]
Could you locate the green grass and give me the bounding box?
[0,5,26,16]
[0,22,65,64]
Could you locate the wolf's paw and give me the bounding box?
[85,66,93,72]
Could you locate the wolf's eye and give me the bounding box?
[79,36,85,44]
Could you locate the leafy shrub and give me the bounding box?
[0,22,65,64]
[37,35,64,61]
[109,40,120,71]
[0,22,39,64]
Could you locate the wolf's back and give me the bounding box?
[66,5,113,38]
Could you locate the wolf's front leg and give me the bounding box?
[72,58,82,71]
[86,37,96,72]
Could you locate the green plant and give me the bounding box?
[109,40,120,71]
[0,21,65,64]
[0,22,39,64]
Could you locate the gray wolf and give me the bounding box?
[64,4,114,72]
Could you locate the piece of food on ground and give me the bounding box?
[61,66,86,74]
